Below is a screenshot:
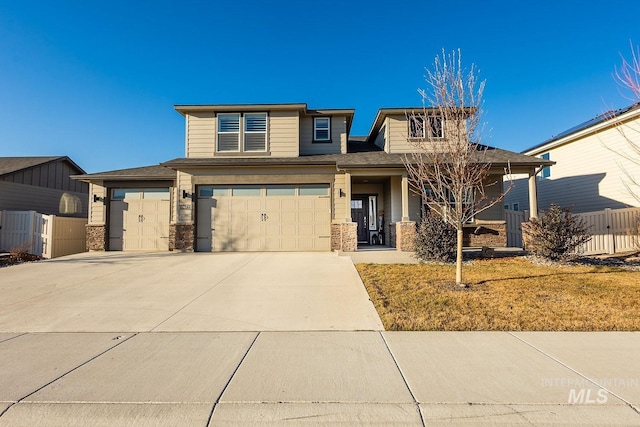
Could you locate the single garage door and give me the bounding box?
[196,184,331,252]
[109,189,171,251]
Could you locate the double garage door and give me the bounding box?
[196,184,331,252]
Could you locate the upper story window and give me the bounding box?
[244,113,267,151]
[217,113,241,152]
[540,153,551,179]
[409,115,444,139]
[428,116,444,138]
[217,113,268,152]
[409,115,425,138]
[314,117,331,142]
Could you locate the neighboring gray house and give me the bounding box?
[0,156,88,217]
[505,104,640,214]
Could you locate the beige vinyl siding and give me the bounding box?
[89,182,106,223]
[177,171,194,223]
[386,115,412,153]
[0,181,88,218]
[333,173,347,221]
[186,112,216,157]
[269,111,299,157]
[299,115,346,155]
[389,176,403,223]
[504,120,640,213]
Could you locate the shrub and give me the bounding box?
[414,210,457,263]
[8,242,40,264]
[522,204,591,260]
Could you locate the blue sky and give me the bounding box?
[1,1,639,173]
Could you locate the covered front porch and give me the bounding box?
[331,165,543,253]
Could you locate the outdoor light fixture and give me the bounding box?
[182,190,193,199]
[339,189,346,198]
[93,194,105,203]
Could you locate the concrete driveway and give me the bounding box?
[0,251,383,332]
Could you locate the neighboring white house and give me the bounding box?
[504,103,640,214]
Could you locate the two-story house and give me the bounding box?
[74,103,549,252]
[504,103,640,214]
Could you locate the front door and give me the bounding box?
[351,196,369,243]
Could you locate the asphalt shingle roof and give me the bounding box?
[0,156,85,176]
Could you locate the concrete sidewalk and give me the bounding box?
[1,331,639,425]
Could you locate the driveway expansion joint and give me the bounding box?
[379,331,426,427]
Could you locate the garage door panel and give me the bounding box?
[197,184,331,252]
[110,194,169,252]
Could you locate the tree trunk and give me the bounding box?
[456,228,464,286]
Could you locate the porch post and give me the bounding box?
[345,171,352,222]
[401,173,410,221]
[528,169,538,219]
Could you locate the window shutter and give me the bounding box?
[217,114,240,151]
[244,113,267,151]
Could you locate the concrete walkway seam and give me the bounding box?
[207,331,261,425]
[0,333,138,419]
[0,333,26,344]
[379,332,426,427]
[507,332,640,416]
[149,253,262,332]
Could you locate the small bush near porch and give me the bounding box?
[356,258,640,331]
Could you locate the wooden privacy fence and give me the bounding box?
[505,207,640,255]
[0,210,87,258]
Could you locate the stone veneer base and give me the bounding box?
[170,224,195,252]
[86,224,106,251]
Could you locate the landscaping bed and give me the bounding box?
[356,256,640,331]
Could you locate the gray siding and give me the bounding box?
[0,181,88,217]
[0,160,88,193]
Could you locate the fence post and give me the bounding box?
[605,208,614,255]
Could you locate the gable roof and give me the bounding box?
[524,102,640,155]
[72,165,176,181]
[0,156,86,177]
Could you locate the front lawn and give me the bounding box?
[356,258,640,331]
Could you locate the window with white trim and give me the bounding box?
[314,117,331,141]
[409,115,425,138]
[540,153,551,179]
[428,115,444,138]
[217,113,241,152]
[244,113,267,151]
[409,115,443,139]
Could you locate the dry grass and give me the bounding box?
[356,258,640,331]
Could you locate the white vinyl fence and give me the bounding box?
[0,210,87,258]
[505,207,640,255]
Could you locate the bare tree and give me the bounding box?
[610,42,640,203]
[404,49,511,286]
